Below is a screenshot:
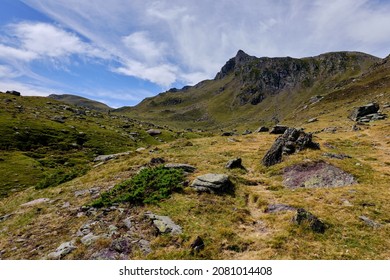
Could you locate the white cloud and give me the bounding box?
[122,31,167,64]
[0,44,38,62]
[10,0,390,95]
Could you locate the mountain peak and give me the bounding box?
[215,49,253,80]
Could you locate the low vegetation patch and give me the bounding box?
[35,167,89,189]
[92,166,185,207]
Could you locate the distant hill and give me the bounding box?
[48,94,112,112]
[117,50,381,130]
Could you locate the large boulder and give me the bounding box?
[191,174,233,193]
[5,90,21,96]
[225,158,246,170]
[262,128,320,166]
[349,103,386,122]
[146,129,161,136]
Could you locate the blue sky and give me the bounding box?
[1,0,390,108]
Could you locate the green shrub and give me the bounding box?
[92,166,185,207]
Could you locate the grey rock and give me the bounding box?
[150,157,165,164]
[255,126,269,133]
[146,129,161,136]
[93,151,130,162]
[111,238,132,254]
[262,128,320,166]
[221,131,234,136]
[190,236,205,253]
[191,174,233,193]
[164,163,196,173]
[123,217,132,230]
[145,212,182,235]
[20,198,50,207]
[90,249,121,260]
[359,216,381,228]
[264,204,296,213]
[269,125,288,134]
[349,103,379,121]
[322,153,352,159]
[283,161,356,188]
[0,214,13,222]
[293,208,326,233]
[242,130,252,135]
[309,95,323,104]
[47,241,77,259]
[225,158,245,170]
[137,239,152,255]
[51,116,66,123]
[307,118,318,123]
[80,233,101,246]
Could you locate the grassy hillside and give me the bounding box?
[0,93,199,197]
[48,94,112,112]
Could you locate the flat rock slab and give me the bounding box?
[191,174,232,193]
[94,152,130,162]
[20,198,50,207]
[164,163,196,173]
[47,241,77,259]
[283,161,356,188]
[264,204,296,213]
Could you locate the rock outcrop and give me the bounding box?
[293,208,326,233]
[145,212,183,235]
[349,103,387,122]
[262,128,320,166]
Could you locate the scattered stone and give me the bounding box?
[51,116,66,123]
[264,204,296,213]
[255,126,269,133]
[221,131,234,136]
[225,158,246,170]
[322,153,352,160]
[269,125,288,134]
[359,216,381,228]
[137,239,152,255]
[309,95,323,104]
[190,236,205,253]
[164,163,196,173]
[242,130,252,135]
[227,138,240,142]
[150,157,165,165]
[90,248,121,260]
[111,237,132,254]
[93,151,130,162]
[145,212,183,235]
[81,233,101,246]
[20,198,50,207]
[262,127,320,166]
[62,202,70,208]
[283,161,356,188]
[307,118,318,123]
[322,127,337,133]
[123,217,133,230]
[349,103,379,121]
[0,214,13,222]
[47,241,77,259]
[351,124,361,131]
[293,208,326,233]
[146,129,161,136]
[191,174,233,193]
[341,199,353,207]
[136,147,146,152]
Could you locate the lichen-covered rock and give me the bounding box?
[283,161,356,188]
[225,158,246,170]
[47,241,77,259]
[164,163,196,173]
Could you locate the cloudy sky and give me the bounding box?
[1,0,390,107]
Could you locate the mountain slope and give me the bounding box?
[117,50,380,130]
[48,94,112,112]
